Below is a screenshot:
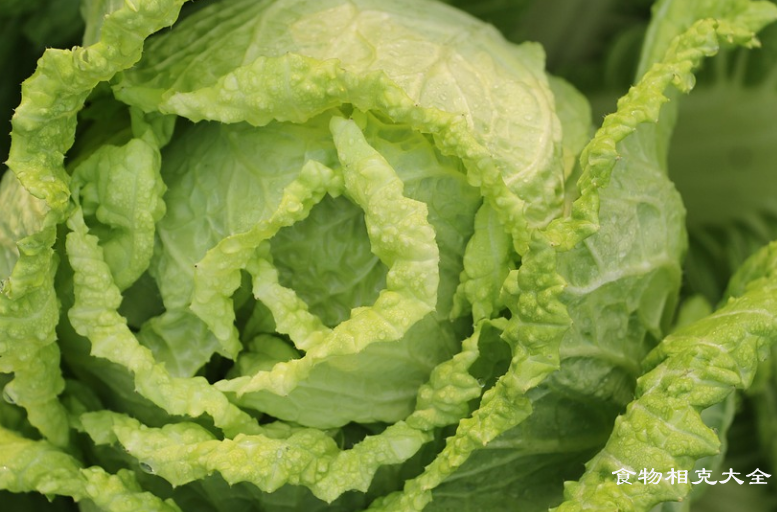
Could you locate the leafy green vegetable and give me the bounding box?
[2,0,777,511]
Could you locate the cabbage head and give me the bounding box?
[2,0,777,511]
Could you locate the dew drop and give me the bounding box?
[2,387,16,405]
[221,238,243,255]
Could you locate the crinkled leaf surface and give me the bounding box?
[2,1,777,511]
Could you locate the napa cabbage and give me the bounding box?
[1,0,777,511]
